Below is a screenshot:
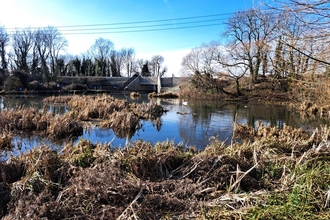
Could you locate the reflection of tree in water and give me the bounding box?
[44,104,68,115]
[149,117,162,131]
[178,101,230,148]
[243,104,300,129]
[115,117,163,147]
[2,95,44,109]
[177,101,319,148]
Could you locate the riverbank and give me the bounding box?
[1,122,329,219]
[1,78,330,219]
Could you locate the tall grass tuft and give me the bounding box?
[0,131,14,150]
[0,107,82,140]
[46,113,83,140]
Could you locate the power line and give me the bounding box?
[4,10,276,35]
[62,23,224,35]
[5,12,235,30]
[6,15,229,35]
[58,18,227,33]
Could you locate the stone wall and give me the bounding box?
[57,76,191,91]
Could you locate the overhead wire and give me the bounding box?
[4,12,236,30]
[4,12,241,36]
[58,18,227,32]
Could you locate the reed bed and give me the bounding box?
[63,94,166,134]
[0,107,83,141]
[43,95,74,104]
[1,123,329,219]
[0,94,165,152]
[99,111,140,138]
[131,101,165,119]
[46,113,83,140]
[148,91,180,98]
[129,91,141,98]
[0,107,48,132]
[0,131,14,150]
[296,100,330,119]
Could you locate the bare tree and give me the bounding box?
[269,0,330,68]
[181,47,202,75]
[181,42,224,76]
[133,58,144,74]
[33,28,50,77]
[150,55,166,77]
[224,8,276,84]
[0,26,9,70]
[120,48,135,77]
[12,28,34,71]
[110,50,123,77]
[216,50,248,95]
[200,42,223,75]
[44,26,68,77]
[89,38,114,76]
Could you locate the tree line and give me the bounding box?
[180,0,330,94]
[1,0,329,93]
[0,25,168,90]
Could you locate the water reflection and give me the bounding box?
[0,94,327,155]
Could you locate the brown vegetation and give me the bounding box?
[179,74,291,103]
[0,94,166,143]
[1,88,330,218]
[0,132,14,150]
[44,94,166,135]
[0,122,329,219]
[0,107,83,141]
[129,91,141,97]
[148,91,180,98]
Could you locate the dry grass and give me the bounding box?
[129,91,141,98]
[46,113,83,140]
[1,122,329,219]
[66,94,166,135]
[43,95,74,104]
[68,94,129,120]
[99,111,140,138]
[0,107,83,140]
[0,94,165,141]
[0,131,14,150]
[1,90,330,218]
[148,91,180,98]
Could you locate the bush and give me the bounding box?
[29,80,43,90]
[62,83,86,91]
[4,70,31,91]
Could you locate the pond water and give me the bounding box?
[0,94,328,157]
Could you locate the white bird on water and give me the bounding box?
[182,100,188,105]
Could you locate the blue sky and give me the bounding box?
[0,0,258,75]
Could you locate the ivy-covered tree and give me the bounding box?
[0,26,9,70]
[141,61,151,77]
